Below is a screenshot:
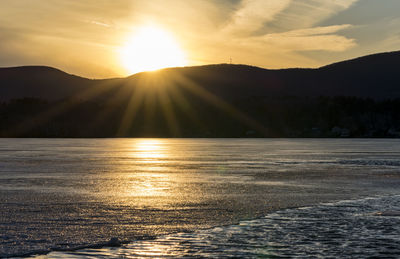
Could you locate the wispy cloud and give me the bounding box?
[274,24,353,37]
[224,0,291,35]
[223,0,359,35]
[259,25,356,52]
[268,0,359,31]
[88,20,113,28]
[218,0,358,66]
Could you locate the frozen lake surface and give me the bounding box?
[49,195,400,258]
[0,139,399,257]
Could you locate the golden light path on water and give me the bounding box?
[92,139,168,201]
[125,139,171,197]
[132,139,168,161]
[93,139,205,209]
[93,138,304,208]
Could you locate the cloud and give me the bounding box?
[222,0,359,36]
[260,24,356,52]
[224,0,292,35]
[216,0,358,69]
[237,24,356,53]
[265,0,359,32]
[262,34,356,52]
[88,20,113,28]
[272,24,353,37]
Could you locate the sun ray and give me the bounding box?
[167,71,269,135]
[163,79,203,129]
[156,83,181,137]
[11,79,120,137]
[86,82,134,135]
[116,76,148,137]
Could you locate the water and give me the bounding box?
[48,195,400,258]
[0,139,400,257]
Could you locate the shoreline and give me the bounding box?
[32,193,400,258]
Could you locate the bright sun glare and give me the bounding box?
[120,25,187,75]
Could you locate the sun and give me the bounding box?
[120,25,187,75]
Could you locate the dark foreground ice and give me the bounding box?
[0,139,399,257]
[48,195,400,258]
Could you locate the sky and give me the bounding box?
[1,0,400,78]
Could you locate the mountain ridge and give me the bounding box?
[3,49,399,78]
[1,50,400,102]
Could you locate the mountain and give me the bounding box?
[0,51,400,137]
[0,66,125,101]
[1,51,400,102]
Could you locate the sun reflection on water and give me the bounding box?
[95,139,195,207]
[130,139,168,161]
[124,139,172,198]
[126,172,171,197]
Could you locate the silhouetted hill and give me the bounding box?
[0,66,91,101]
[1,51,400,101]
[315,51,400,99]
[0,66,125,101]
[0,51,400,137]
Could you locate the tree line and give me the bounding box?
[0,96,399,137]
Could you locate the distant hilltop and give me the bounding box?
[1,50,400,101]
[0,51,399,137]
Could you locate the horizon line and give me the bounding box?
[0,49,399,80]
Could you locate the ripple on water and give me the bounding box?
[45,195,400,258]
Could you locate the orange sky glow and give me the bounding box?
[0,0,400,78]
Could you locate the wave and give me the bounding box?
[26,195,400,258]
